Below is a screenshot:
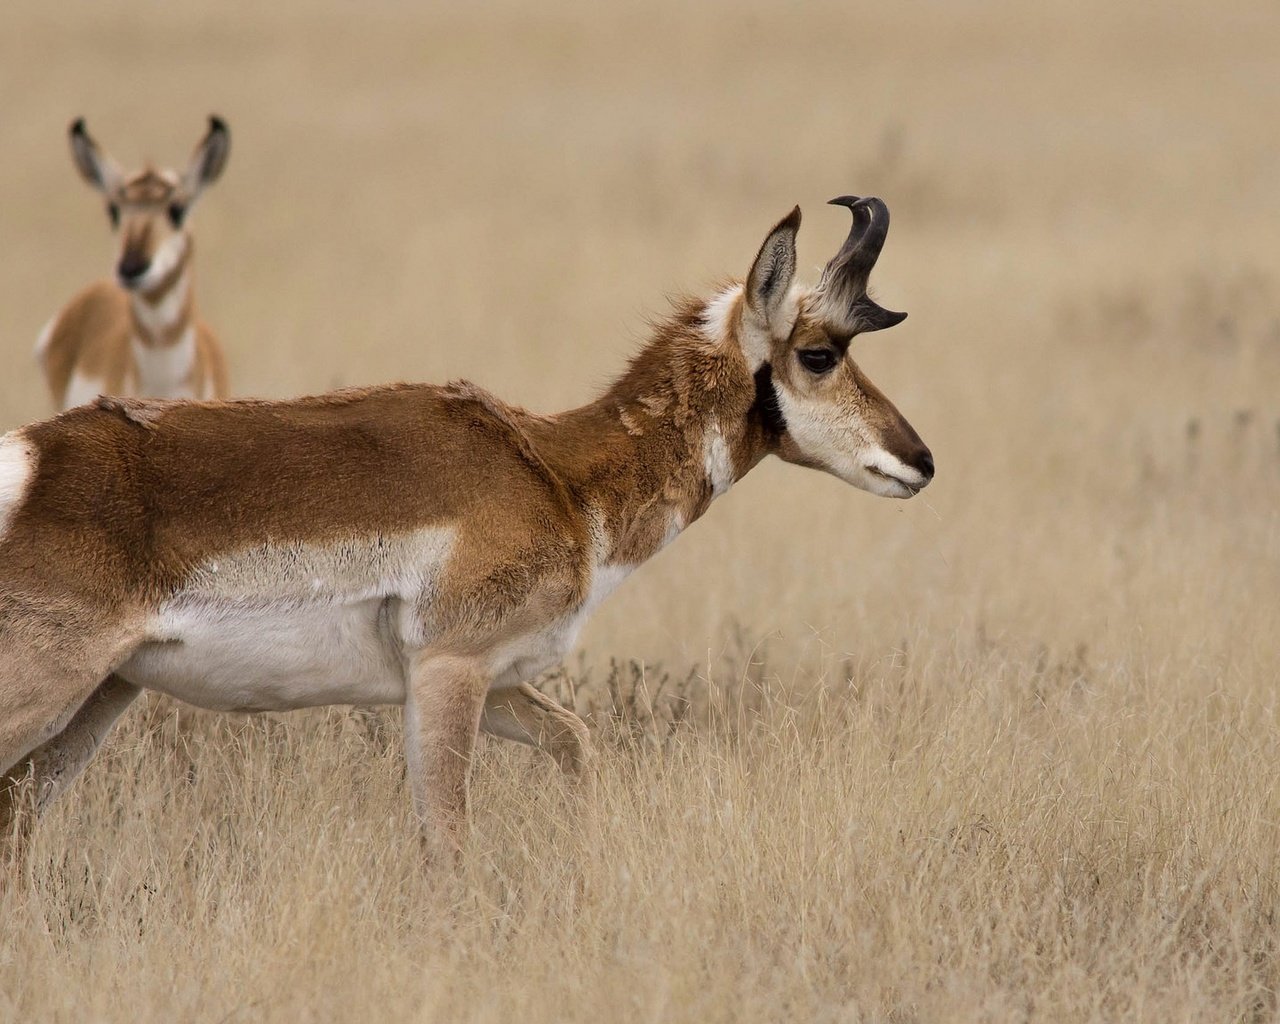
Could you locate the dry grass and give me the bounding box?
[1,0,1279,1020]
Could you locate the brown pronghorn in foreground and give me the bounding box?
[0,197,932,857]
[35,116,231,411]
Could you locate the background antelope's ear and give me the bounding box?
[68,118,123,194]
[746,206,801,329]
[180,115,231,200]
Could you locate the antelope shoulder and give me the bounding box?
[38,282,134,408]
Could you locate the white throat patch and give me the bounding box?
[703,421,735,498]
[131,233,189,295]
[131,269,190,340]
[131,326,197,398]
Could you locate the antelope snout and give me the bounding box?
[117,252,150,288]
[907,444,935,483]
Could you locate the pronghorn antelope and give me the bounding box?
[35,116,231,411]
[0,197,932,856]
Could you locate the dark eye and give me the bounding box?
[797,348,838,374]
[168,203,186,228]
[107,203,120,228]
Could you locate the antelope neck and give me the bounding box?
[128,245,193,349]
[528,328,775,568]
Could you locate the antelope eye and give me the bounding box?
[797,348,839,374]
[168,203,186,228]
[107,203,120,228]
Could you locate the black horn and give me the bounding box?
[814,196,906,335]
[825,195,889,282]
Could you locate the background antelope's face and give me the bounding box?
[739,200,934,498]
[69,116,230,293]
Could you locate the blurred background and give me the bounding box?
[1,0,1276,674]
[3,6,1279,1018]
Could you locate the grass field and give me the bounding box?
[2,1,1279,1020]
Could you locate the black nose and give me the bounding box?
[117,254,149,284]
[913,447,935,481]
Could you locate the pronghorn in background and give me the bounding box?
[35,117,231,411]
[0,196,932,858]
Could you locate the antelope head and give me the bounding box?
[739,198,933,498]
[69,116,230,294]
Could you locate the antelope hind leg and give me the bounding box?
[0,674,141,857]
[481,683,592,774]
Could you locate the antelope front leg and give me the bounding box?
[403,653,490,857]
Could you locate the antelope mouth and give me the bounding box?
[865,464,924,496]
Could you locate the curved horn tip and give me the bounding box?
[827,195,861,209]
[864,306,908,332]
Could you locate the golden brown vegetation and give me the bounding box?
[1,1,1278,1019]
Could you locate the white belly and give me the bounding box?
[119,596,407,712]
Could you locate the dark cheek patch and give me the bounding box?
[751,363,787,439]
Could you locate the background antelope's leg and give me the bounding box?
[481,683,592,774]
[403,654,491,855]
[0,674,141,843]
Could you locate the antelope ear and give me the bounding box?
[69,118,123,194]
[179,115,231,201]
[746,206,800,330]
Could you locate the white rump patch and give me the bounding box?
[703,421,735,498]
[0,432,36,539]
